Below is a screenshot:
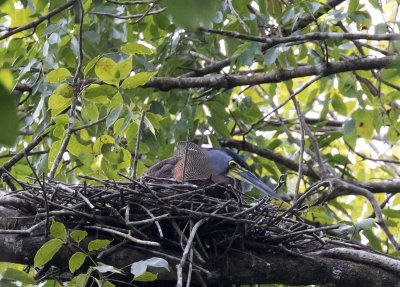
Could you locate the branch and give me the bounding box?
[201,29,400,45]
[143,56,400,90]
[0,0,76,41]
[88,8,165,20]
[49,0,84,178]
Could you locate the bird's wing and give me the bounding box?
[143,156,180,179]
[174,142,212,181]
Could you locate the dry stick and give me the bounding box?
[24,152,50,238]
[132,110,145,179]
[85,225,160,246]
[292,97,306,203]
[56,184,95,209]
[176,219,205,287]
[0,0,76,40]
[49,0,84,179]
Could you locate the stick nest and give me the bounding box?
[5,174,335,257]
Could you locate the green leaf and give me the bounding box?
[93,135,115,155]
[121,72,157,89]
[34,239,63,267]
[68,134,92,157]
[331,94,347,115]
[46,68,72,83]
[207,116,230,139]
[133,271,158,281]
[88,239,111,251]
[348,0,358,13]
[1,268,36,284]
[343,119,356,135]
[354,111,374,141]
[0,83,18,146]
[84,56,100,76]
[50,219,67,239]
[164,0,219,28]
[81,100,99,122]
[106,105,123,129]
[102,282,116,287]
[95,57,119,85]
[382,209,400,218]
[117,57,132,79]
[121,43,152,55]
[69,252,86,273]
[70,230,88,244]
[264,47,279,66]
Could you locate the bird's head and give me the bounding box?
[206,148,281,200]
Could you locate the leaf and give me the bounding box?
[117,57,132,79]
[84,56,100,76]
[34,239,63,267]
[70,230,88,244]
[106,105,123,129]
[68,134,92,157]
[46,68,72,83]
[382,209,400,218]
[95,57,119,85]
[50,219,67,239]
[69,252,86,273]
[207,116,230,139]
[130,261,147,277]
[331,94,347,115]
[264,47,279,66]
[93,135,115,155]
[0,83,18,146]
[92,265,122,274]
[121,72,157,89]
[88,239,111,251]
[354,111,374,141]
[121,43,152,55]
[133,271,158,282]
[81,100,99,122]
[354,218,375,230]
[144,257,169,271]
[164,0,219,28]
[1,268,36,284]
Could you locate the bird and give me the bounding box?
[143,142,281,200]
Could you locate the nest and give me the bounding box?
[3,174,344,283]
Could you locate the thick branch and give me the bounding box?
[143,56,400,90]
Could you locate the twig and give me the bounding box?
[85,225,160,246]
[227,0,248,32]
[176,219,205,287]
[0,0,76,41]
[48,0,84,178]
[132,110,145,179]
[88,8,165,20]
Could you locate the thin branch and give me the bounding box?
[88,8,165,20]
[132,110,145,179]
[200,29,400,46]
[106,0,147,4]
[85,225,160,246]
[176,219,205,287]
[0,0,76,41]
[71,117,106,132]
[49,0,84,178]
[227,0,248,32]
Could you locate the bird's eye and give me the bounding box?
[229,161,238,168]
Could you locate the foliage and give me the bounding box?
[1,0,400,285]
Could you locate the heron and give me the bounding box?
[143,142,281,200]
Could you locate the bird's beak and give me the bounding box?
[228,168,282,200]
